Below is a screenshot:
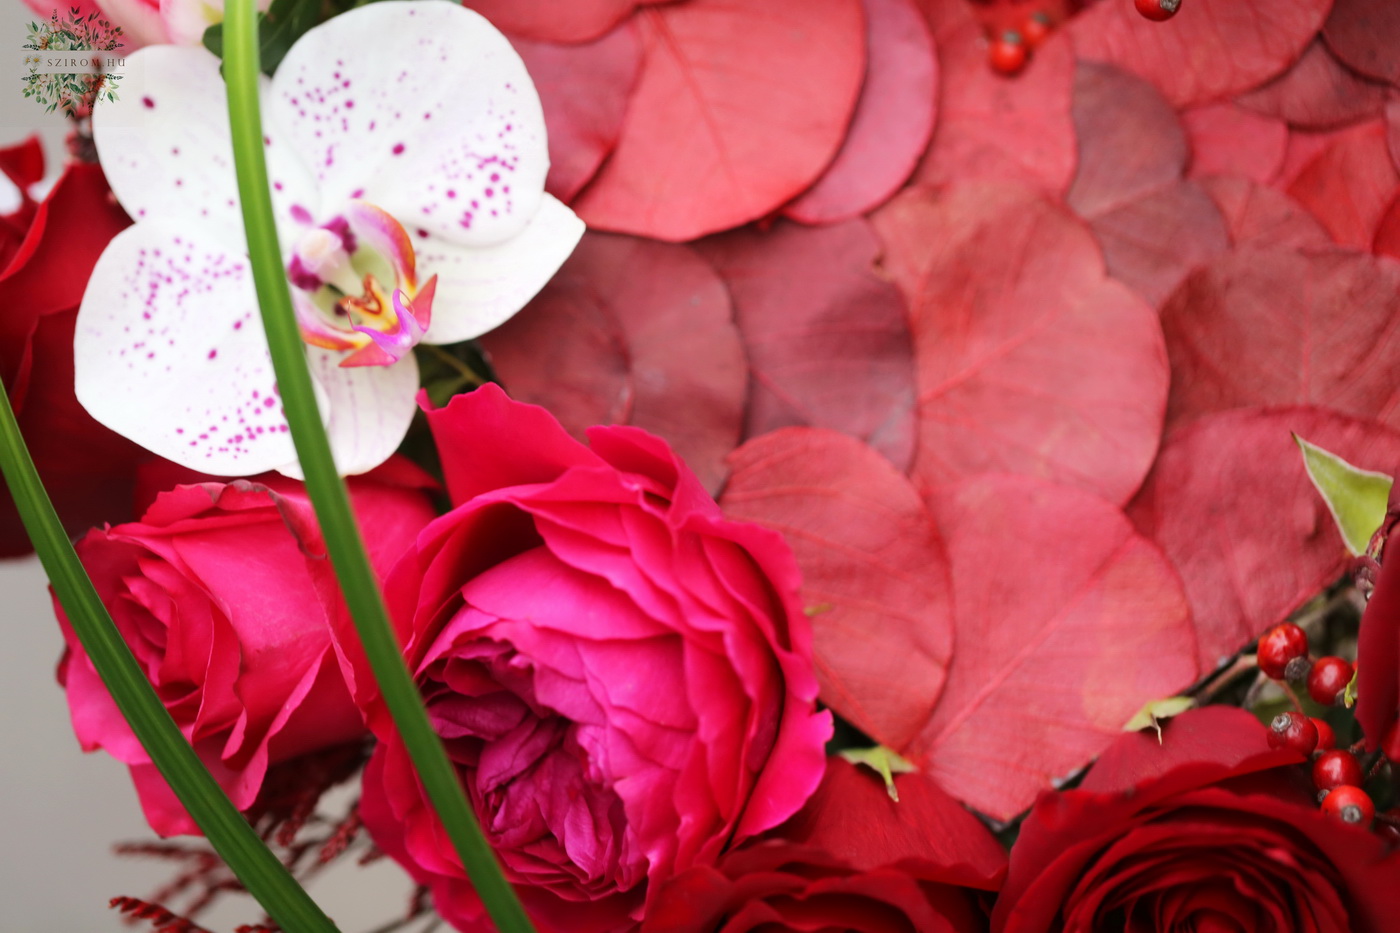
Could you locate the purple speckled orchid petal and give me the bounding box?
[92,45,319,251]
[418,194,584,345]
[278,347,420,478]
[75,222,314,475]
[269,1,550,248]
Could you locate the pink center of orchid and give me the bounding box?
[286,202,437,368]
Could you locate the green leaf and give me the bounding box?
[221,3,535,930]
[838,746,917,802]
[0,366,339,932]
[204,0,323,74]
[1123,695,1196,744]
[1295,434,1392,556]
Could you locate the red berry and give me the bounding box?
[1021,11,1054,48]
[1257,623,1309,680]
[1321,785,1375,829]
[1134,0,1181,21]
[1307,656,1353,706]
[988,31,1029,75]
[1312,717,1336,752]
[1267,711,1318,756]
[1313,749,1364,792]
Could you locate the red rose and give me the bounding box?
[993,706,1400,933]
[55,467,437,836]
[357,385,831,932]
[1357,518,1400,749]
[643,757,1006,933]
[0,151,145,557]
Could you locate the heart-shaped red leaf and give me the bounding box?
[1183,105,1287,185]
[1287,120,1400,249]
[1068,0,1331,108]
[782,0,938,224]
[1130,407,1400,671]
[1322,0,1400,87]
[910,474,1197,821]
[511,24,642,204]
[462,0,641,43]
[872,182,1169,505]
[571,0,867,241]
[477,232,745,492]
[1199,176,1331,249]
[694,219,917,471]
[720,428,953,751]
[1236,39,1391,132]
[909,0,1075,197]
[1067,62,1229,308]
[1161,247,1400,432]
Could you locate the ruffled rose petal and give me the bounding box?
[270,1,550,248]
[418,194,584,345]
[279,347,420,478]
[92,46,318,251]
[75,222,307,476]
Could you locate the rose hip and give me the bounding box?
[1321,785,1375,829]
[1313,749,1364,792]
[1134,0,1181,20]
[1267,711,1318,756]
[1311,717,1336,752]
[1383,719,1400,762]
[988,31,1028,75]
[1307,656,1353,706]
[1257,623,1309,680]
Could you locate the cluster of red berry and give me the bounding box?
[1258,622,1398,834]
[986,0,1181,77]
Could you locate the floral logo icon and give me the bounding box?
[21,6,124,116]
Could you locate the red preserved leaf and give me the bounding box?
[1066,62,1228,308]
[1129,407,1400,671]
[783,0,938,224]
[1068,0,1330,108]
[720,428,953,751]
[1287,120,1400,249]
[1161,247,1400,432]
[1236,39,1391,132]
[909,0,1075,197]
[1183,105,1287,185]
[1374,192,1400,260]
[1198,176,1330,249]
[511,24,642,204]
[572,0,867,241]
[694,219,917,471]
[461,0,639,43]
[477,232,745,492]
[910,473,1198,821]
[872,183,1169,506]
[1389,99,1400,173]
[1322,0,1400,88]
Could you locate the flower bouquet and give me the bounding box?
[3,0,1400,930]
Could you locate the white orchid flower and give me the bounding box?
[76,0,583,476]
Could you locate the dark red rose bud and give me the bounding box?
[1134,0,1181,20]
[1313,749,1365,792]
[1321,785,1375,829]
[1312,717,1337,752]
[1308,657,1354,706]
[1267,711,1318,756]
[1258,623,1309,680]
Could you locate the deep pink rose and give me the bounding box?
[993,707,1400,933]
[55,467,437,836]
[357,385,831,932]
[643,757,1006,933]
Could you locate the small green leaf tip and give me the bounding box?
[1124,696,1196,744]
[1294,433,1392,557]
[838,746,917,801]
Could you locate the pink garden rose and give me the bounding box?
[357,385,832,932]
[55,467,437,836]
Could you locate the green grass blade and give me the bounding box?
[221,3,535,930]
[0,391,340,933]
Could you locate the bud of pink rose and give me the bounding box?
[354,385,832,933]
[54,467,437,836]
